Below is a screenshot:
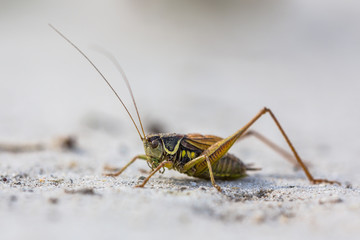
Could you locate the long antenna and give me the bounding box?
[49,24,144,140]
[91,47,146,139]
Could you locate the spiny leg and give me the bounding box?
[205,156,222,192]
[262,108,340,185]
[104,154,147,177]
[135,161,172,188]
[199,107,340,185]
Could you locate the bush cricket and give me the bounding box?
[50,24,340,192]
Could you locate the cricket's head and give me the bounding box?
[143,133,184,169]
[143,134,164,168]
[143,134,163,159]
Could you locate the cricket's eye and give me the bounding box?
[151,139,159,148]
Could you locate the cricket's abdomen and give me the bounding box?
[194,153,248,180]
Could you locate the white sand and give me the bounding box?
[1,1,359,240]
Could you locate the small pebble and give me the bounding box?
[190,181,197,187]
[48,198,59,204]
[345,182,352,189]
[319,196,343,205]
[65,188,96,195]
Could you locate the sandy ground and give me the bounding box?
[1,1,360,240]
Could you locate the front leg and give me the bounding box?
[135,161,173,188]
[104,154,147,177]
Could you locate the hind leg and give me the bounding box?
[240,130,309,169]
[195,107,340,185]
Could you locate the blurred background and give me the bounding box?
[1,1,360,240]
[1,0,359,177]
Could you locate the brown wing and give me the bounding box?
[183,133,223,151]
